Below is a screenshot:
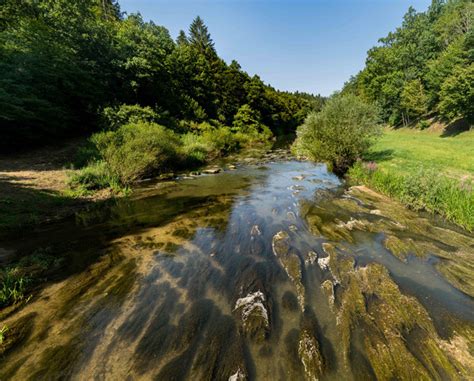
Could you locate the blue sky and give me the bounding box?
[119,0,432,96]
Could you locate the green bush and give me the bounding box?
[180,133,210,164]
[293,94,380,175]
[92,122,181,185]
[349,162,474,231]
[200,126,240,156]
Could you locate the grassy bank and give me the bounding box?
[349,128,474,231]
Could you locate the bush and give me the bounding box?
[293,94,380,175]
[180,133,210,164]
[92,122,181,184]
[200,126,240,156]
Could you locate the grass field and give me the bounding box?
[365,128,474,179]
[349,127,474,231]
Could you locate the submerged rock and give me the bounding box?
[321,280,335,310]
[228,367,246,381]
[298,329,324,381]
[250,225,262,237]
[203,167,221,174]
[272,231,305,310]
[304,251,318,265]
[234,291,269,342]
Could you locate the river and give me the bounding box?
[0,151,473,380]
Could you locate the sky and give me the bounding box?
[119,0,432,96]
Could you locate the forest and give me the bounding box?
[0,0,322,151]
[342,0,473,127]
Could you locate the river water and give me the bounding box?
[1,153,473,380]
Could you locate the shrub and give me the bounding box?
[200,127,240,156]
[180,133,210,164]
[294,94,380,175]
[92,122,181,184]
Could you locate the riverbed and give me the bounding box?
[0,154,473,380]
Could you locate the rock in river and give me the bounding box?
[234,291,269,342]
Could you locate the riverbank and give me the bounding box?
[0,141,114,232]
[349,127,474,231]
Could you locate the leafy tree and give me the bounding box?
[439,63,474,121]
[294,95,380,175]
[400,79,428,123]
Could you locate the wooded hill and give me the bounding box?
[343,0,473,127]
[0,0,323,151]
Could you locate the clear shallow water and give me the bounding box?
[1,159,473,380]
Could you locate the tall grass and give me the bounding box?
[349,162,474,231]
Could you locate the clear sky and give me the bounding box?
[119,0,432,96]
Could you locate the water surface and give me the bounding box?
[1,158,473,380]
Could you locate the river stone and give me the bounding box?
[321,280,335,310]
[304,251,318,265]
[228,368,246,381]
[272,231,305,310]
[298,329,324,381]
[234,291,269,342]
[203,167,221,174]
[250,225,262,236]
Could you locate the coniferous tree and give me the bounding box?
[188,16,215,53]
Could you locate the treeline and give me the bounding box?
[343,0,473,126]
[0,0,323,150]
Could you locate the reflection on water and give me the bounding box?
[1,159,473,380]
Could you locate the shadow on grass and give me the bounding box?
[363,149,394,162]
[441,118,471,138]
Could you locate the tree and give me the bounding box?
[176,30,188,46]
[188,16,215,53]
[294,95,380,176]
[400,79,428,124]
[439,63,474,121]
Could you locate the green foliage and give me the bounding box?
[92,122,181,185]
[68,161,119,192]
[439,63,474,121]
[102,104,161,130]
[294,95,380,175]
[180,133,210,164]
[349,162,474,231]
[0,2,322,150]
[400,79,428,122]
[345,0,473,125]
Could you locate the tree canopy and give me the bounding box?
[0,2,323,150]
[343,0,473,125]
